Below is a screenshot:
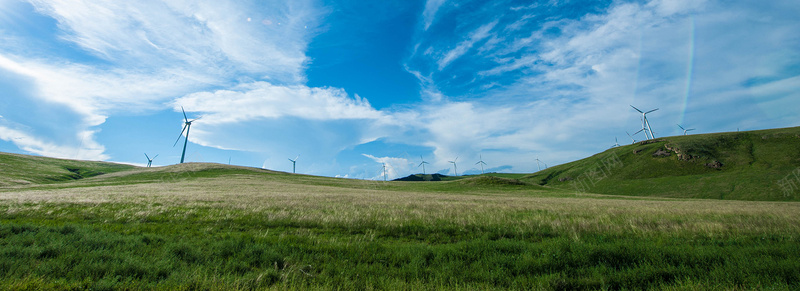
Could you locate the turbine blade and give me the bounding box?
[646,108,658,114]
[181,106,188,122]
[173,124,188,146]
[630,105,643,113]
[153,154,158,159]
[677,124,685,130]
[295,155,300,161]
[144,153,150,160]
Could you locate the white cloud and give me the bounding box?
[362,154,413,180]
[437,20,498,70]
[401,0,800,173]
[26,0,317,81]
[422,0,446,30]
[172,81,385,125]
[0,54,208,126]
[0,126,107,160]
[1,0,324,161]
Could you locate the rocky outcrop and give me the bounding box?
[705,160,723,169]
[652,149,671,157]
[664,143,694,161]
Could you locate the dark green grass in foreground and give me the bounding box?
[1,204,798,290]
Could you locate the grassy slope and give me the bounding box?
[0,152,134,187]
[520,126,800,201]
[0,151,799,289]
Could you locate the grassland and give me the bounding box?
[1,158,798,290]
[520,126,800,201]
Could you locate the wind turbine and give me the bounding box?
[626,131,639,144]
[144,153,158,167]
[382,163,388,181]
[418,156,429,175]
[449,157,459,176]
[535,157,547,171]
[630,105,658,140]
[475,155,487,174]
[288,155,299,173]
[173,106,201,164]
[611,137,620,148]
[677,124,695,135]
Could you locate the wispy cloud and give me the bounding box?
[401,0,800,171]
[437,20,498,70]
[422,0,446,30]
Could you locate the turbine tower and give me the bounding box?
[382,163,387,181]
[475,155,487,174]
[630,105,658,140]
[677,124,695,135]
[173,106,201,164]
[288,155,299,173]
[144,153,158,167]
[449,157,459,176]
[418,156,429,175]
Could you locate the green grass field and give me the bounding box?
[1,128,800,290]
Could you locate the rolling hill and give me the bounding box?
[518,126,800,201]
[2,125,799,201]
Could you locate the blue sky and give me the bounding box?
[1,0,798,180]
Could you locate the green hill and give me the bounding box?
[0,152,134,187]
[521,126,800,201]
[3,125,799,201]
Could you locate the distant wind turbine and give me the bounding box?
[144,153,158,167]
[173,106,201,164]
[382,163,388,181]
[449,157,459,176]
[475,155,487,174]
[535,157,547,171]
[677,124,695,135]
[630,105,658,140]
[418,156,429,175]
[626,131,639,144]
[611,137,620,148]
[288,155,299,173]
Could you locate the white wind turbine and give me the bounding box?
[144,153,158,167]
[288,155,299,173]
[611,137,620,148]
[535,157,547,171]
[418,156,430,175]
[449,157,459,176]
[475,155,487,174]
[173,106,201,164]
[677,124,695,135]
[626,131,640,144]
[630,105,658,140]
